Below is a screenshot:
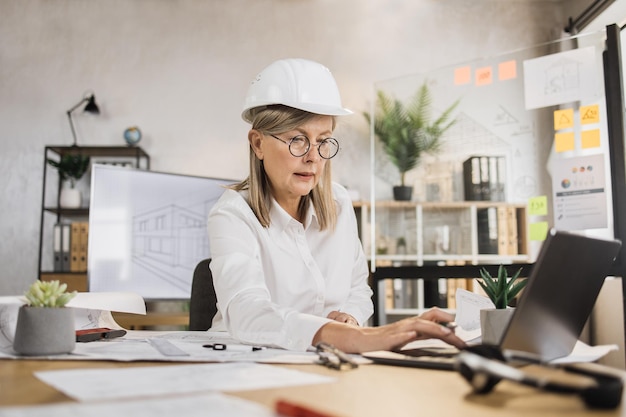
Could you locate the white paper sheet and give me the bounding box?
[35,362,335,402]
[0,392,275,417]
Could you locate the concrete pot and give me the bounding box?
[59,188,81,208]
[13,306,75,356]
[480,308,515,345]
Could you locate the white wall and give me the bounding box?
[0,0,581,295]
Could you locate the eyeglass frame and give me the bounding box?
[315,342,359,371]
[268,134,340,159]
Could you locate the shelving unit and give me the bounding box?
[353,200,531,325]
[37,146,150,291]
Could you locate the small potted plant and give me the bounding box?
[47,154,90,208]
[477,265,526,344]
[13,280,77,356]
[364,83,458,201]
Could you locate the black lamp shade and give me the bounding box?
[83,94,100,114]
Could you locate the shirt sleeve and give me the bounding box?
[207,190,332,351]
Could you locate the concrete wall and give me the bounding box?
[0,0,573,296]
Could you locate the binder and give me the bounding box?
[496,206,509,255]
[477,207,498,254]
[79,221,89,271]
[393,279,405,309]
[479,156,491,200]
[61,223,71,272]
[496,156,506,202]
[506,207,519,255]
[53,223,63,272]
[488,156,499,202]
[70,222,81,272]
[384,279,394,310]
[462,156,482,201]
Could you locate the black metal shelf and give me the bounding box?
[37,145,150,281]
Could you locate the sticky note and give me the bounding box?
[553,108,574,130]
[555,132,575,152]
[528,196,548,216]
[498,60,517,81]
[581,129,601,149]
[454,66,471,85]
[475,66,493,86]
[529,222,549,241]
[580,104,600,125]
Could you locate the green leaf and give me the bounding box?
[363,83,459,186]
[478,265,526,309]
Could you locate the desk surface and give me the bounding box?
[0,359,623,417]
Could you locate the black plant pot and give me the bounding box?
[393,186,413,201]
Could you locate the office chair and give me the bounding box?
[189,258,218,331]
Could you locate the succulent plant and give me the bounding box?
[24,280,76,308]
[477,265,526,309]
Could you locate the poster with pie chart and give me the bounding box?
[552,153,607,230]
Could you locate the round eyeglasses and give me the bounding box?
[269,134,339,159]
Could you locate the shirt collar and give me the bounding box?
[269,197,319,231]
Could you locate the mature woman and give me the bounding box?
[207,58,465,353]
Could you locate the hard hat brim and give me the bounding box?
[242,102,353,124]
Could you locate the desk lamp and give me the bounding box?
[67,92,100,146]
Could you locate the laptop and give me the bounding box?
[363,229,622,370]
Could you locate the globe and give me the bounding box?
[124,127,142,146]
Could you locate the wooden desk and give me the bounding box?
[0,358,623,416]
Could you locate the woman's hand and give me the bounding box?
[327,310,359,326]
[314,307,466,353]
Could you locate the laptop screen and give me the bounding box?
[500,229,621,361]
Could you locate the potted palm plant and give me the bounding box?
[364,83,458,201]
[477,265,526,344]
[13,280,77,356]
[47,154,90,208]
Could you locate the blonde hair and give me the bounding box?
[232,105,337,230]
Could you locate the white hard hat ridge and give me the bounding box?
[242,58,353,123]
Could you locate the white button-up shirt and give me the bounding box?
[207,183,373,351]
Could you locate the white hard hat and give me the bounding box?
[242,58,353,123]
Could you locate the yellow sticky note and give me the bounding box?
[555,132,575,152]
[581,129,601,149]
[580,104,600,125]
[498,60,517,81]
[553,108,574,130]
[475,66,493,86]
[528,196,548,216]
[454,66,471,85]
[529,222,549,241]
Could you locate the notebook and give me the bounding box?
[363,229,622,370]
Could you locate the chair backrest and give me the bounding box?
[189,258,218,331]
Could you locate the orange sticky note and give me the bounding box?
[580,105,600,125]
[475,66,493,86]
[498,60,517,81]
[454,66,471,85]
[555,132,575,152]
[581,129,601,149]
[554,108,574,130]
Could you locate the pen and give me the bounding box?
[276,399,339,417]
[202,343,265,352]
